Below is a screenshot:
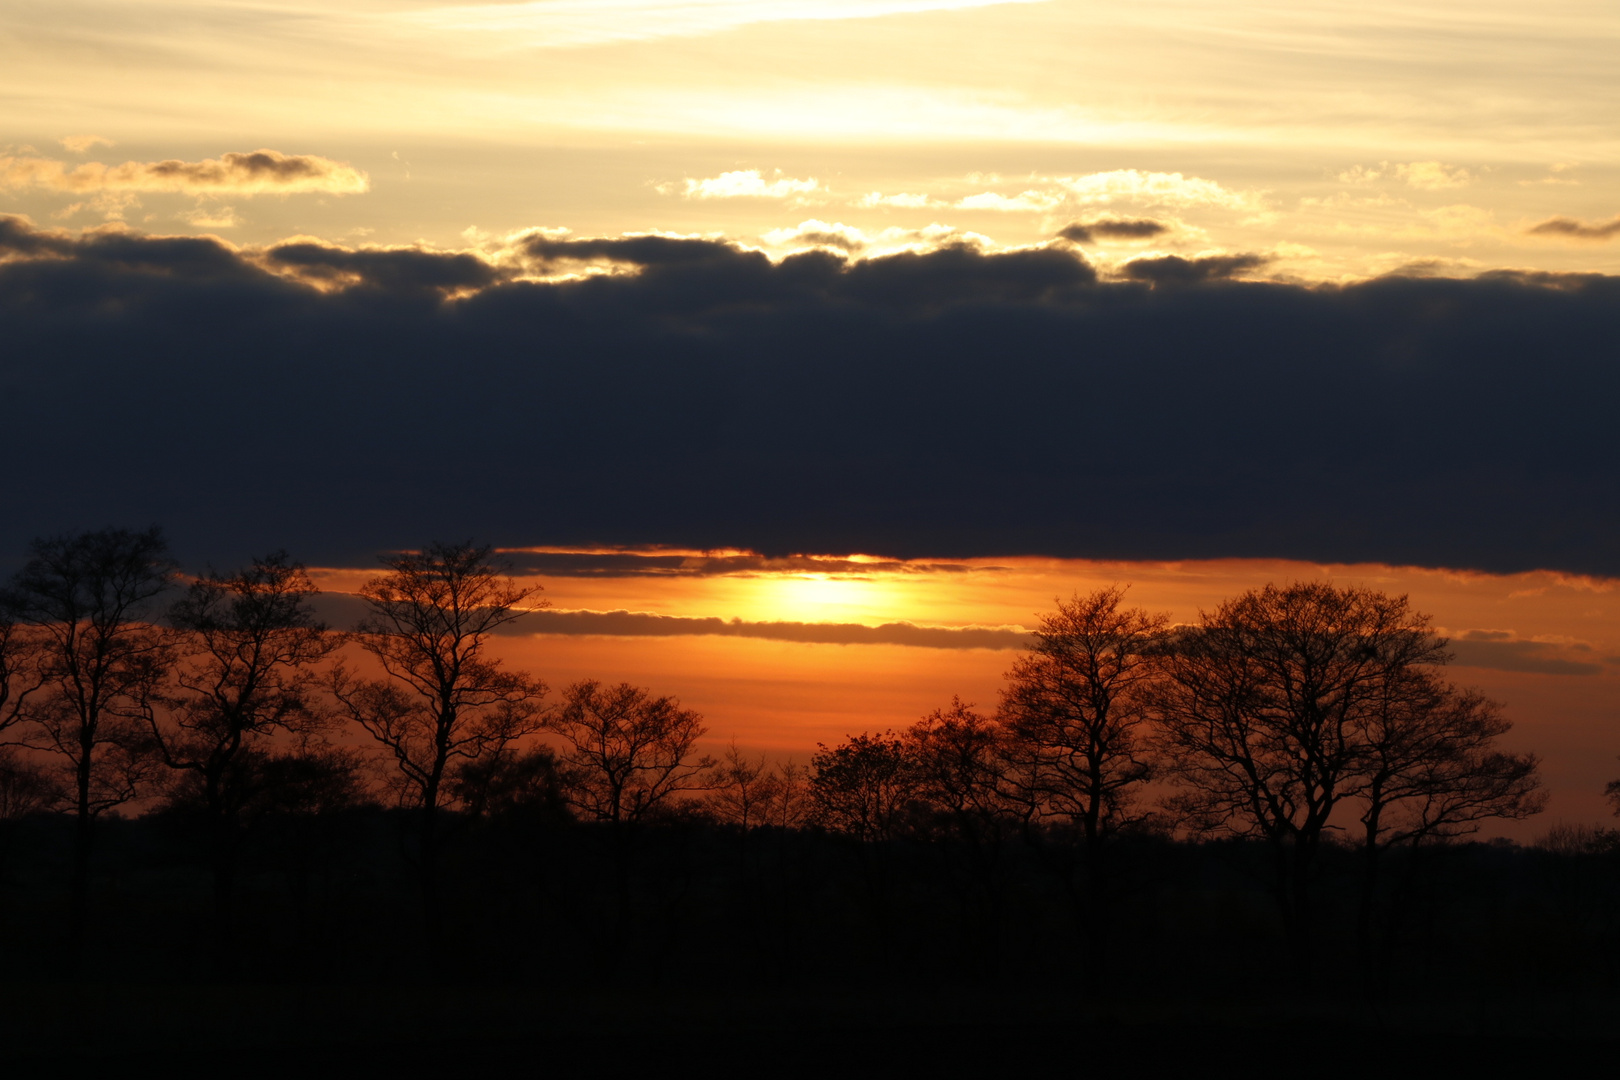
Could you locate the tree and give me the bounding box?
[996,586,1167,983]
[1151,581,1539,978]
[547,680,715,826]
[331,541,548,951]
[906,700,1021,975]
[808,731,923,843]
[6,526,177,967]
[147,552,341,972]
[704,741,786,832]
[1352,670,1542,987]
[999,587,1165,841]
[0,600,45,739]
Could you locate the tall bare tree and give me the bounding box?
[148,552,342,972]
[331,541,548,952]
[996,586,1167,985]
[7,527,177,967]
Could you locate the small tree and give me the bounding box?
[704,741,784,832]
[7,526,176,967]
[547,680,715,826]
[331,541,548,949]
[148,552,341,971]
[808,731,922,843]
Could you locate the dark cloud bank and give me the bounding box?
[3,218,1618,576]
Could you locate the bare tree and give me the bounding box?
[331,541,548,949]
[0,601,45,739]
[808,731,923,843]
[147,552,341,971]
[999,587,1165,838]
[909,699,1015,840]
[1151,582,1456,976]
[547,680,715,826]
[996,586,1167,985]
[704,741,783,831]
[1352,669,1542,987]
[6,526,177,967]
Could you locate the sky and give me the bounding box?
[3,0,1618,832]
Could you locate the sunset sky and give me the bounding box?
[4,0,1618,833]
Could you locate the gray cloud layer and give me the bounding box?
[3,217,1619,578]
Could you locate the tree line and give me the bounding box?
[0,526,1607,994]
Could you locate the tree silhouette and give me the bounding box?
[703,741,783,831]
[1151,582,1460,977]
[1352,670,1543,989]
[6,526,177,969]
[331,541,548,959]
[547,680,714,826]
[0,600,45,738]
[147,552,342,975]
[996,587,1166,986]
[808,731,922,843]
[906,700,1019,975]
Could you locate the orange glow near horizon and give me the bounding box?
[311,548,1620,838]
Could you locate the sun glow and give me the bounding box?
[749,574,893,624]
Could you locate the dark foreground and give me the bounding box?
[2,985,1617,1075]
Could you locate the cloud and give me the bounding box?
[0,150,369,196]
[60,135,113,154]
[507,610,1030,649]
[857,192,938,209]
[307,588,1028,648]
[1118,252,1269,285]
[1057,218,1171,244]
[670,170,819,199]
[956,190,1065,213]
[1526,215,1620,241]
[1340,161,1472,190]
[494,548,991,577]
[1055,170,1260,210]
[1447,629,1605,676]
[759,220,997,256]
[178,206,243,230]
[398,0,1047,50]
[263,238,503,294]
[2,216,1619,578]
[761,220,868,251]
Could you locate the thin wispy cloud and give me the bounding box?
[0,150,369,197]
[1526,214,1620,241]
[398,0,1049,49]
[59,134,114,154]
[858,192,939,209]
[1340,161,1473,190]
[760,219,994,255]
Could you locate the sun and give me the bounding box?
[751,574,890,624]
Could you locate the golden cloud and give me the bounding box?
[667,169,820,199]
[59,134,114,154]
